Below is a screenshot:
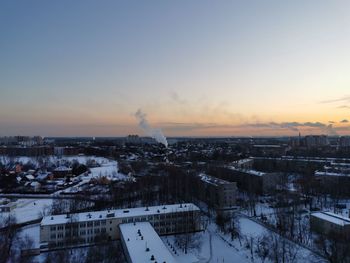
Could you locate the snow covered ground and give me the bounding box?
[162,216,325,263]
[1,198,52,224]
[14,215,326,263]
[18,223,40,248]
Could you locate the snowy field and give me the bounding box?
[1,198,52,224]
[162,217,325,263]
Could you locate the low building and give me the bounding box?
[196,173,237,214]
[0,200,16,213]
[40,203,201,249]
[120,222,177,263]
[52,166,73,178]
[310,211,350,237]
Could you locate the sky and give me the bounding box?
[1,0,350,137]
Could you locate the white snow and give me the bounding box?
[3,198,52,224]
[311,211,350,226]
[41,203,200,226]
[120,222,177,263]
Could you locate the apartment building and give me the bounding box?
[120,222,177,263]
[227,167,280,194]
[196,173,237,214]
[40,203,201,248]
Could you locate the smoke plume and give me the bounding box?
[134,109,168,148]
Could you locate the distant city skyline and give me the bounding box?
[1,1,350,137]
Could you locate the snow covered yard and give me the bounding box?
[162,227,252,263]
[161,216,326,263]
[1,198,52,224]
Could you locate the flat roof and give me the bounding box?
[41,203,200,226]
[198,173,232,186]
[229,167,266,177]
[315,171,350,177]
[311,211,350,226]
[120,222,177,263]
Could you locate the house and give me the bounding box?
[53,166,72,178]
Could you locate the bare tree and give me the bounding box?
[0,214,17,263]
[315,232,350,263]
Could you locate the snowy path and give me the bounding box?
[206,230,213,263]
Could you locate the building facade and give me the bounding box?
[196,173,237,213]
[40,203,201,249]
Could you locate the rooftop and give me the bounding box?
[315,171,350,178]
[119,222,177,263]
[229,167,266,177]
[311,211,350,226]
[198,173,232,186]
[41,203,200,226]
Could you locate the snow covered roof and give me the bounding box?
[25,174,35,180]
[198,173,232,186]
[235,158,253,164]
[315,171,350,177]
[54,166,72,172]
[120,222,177,263]
[229,167,266,177]
[311,212,350,226]
[41,203,200,226]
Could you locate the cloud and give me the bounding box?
[320,96,350,104]
[329,121,335,124]
[170,91,187,105]
[340,119,349,123]
[337,105,350,109]
[321,96,350,110]
[157,121,344,136]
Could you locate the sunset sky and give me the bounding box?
[1,1,350,137]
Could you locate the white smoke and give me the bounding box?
[134,109,168,148]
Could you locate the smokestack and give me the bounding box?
[134,109,168,148]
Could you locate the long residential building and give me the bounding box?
[40,203,201,249]
[226,167,280,194]
[120,222,177,263]
[310,211,350,237]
